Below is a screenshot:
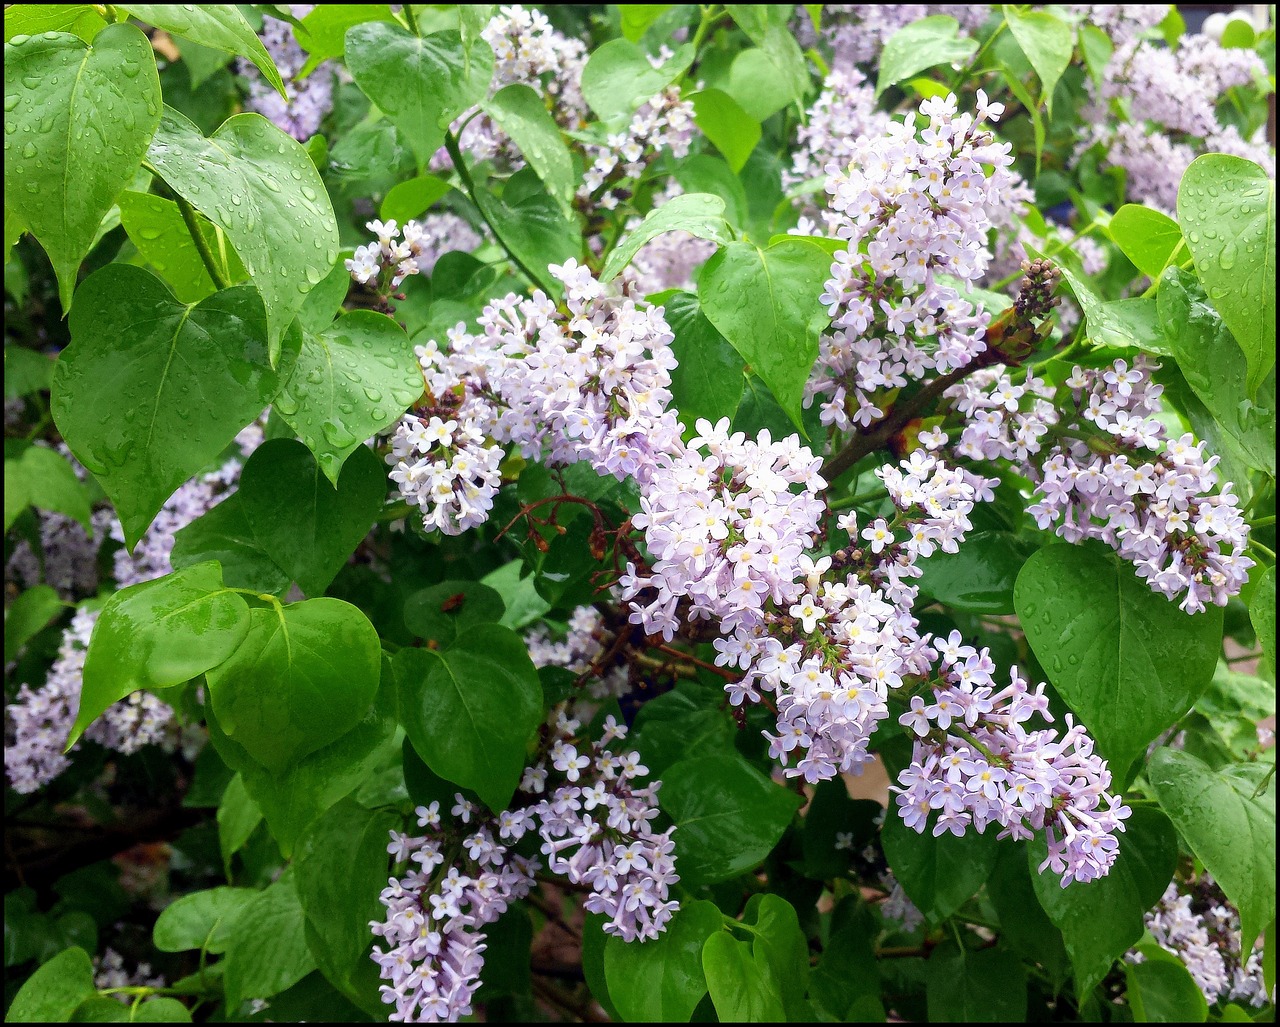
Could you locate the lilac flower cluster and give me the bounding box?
[5,609,176,794]
[947,357,1253,612]
[437,4,590,172]
[580,84,696,212]
[94,948,166,1001]
[787,68,888,212]
[799,6,991,67]
[237,5,334,141]
[621,186,717,295]
[896,630,1130,886]
[1129,879,1272,1006]
[1066,5,1168,45]
[525,605,629,700]
[387,259,683,534]
[371,706,677,1021]
[1084,30,1271,211]
[347,216,485,292]
[7,508,113,601]
[807,92,1017,433]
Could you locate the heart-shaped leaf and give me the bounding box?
[51,264,293,547]
[145,107,340,357]
[3,24,161,308]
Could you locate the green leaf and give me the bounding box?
[176,38,234,91]
[741,894,810,1019]
[3,24,161,309]
[9,445,91,530]
[171,492,292,595]
[690,88,761,173]
[121,4,286,98]
[209,664,399,856]
[52,264,291,547]
[630,687,736,778]
[1252,566,1275,673]
[294,4,395,75]
[1029,806,1177,998]
[724,24,810,122]
[881,812,1000,923]
[1158,266,1275,476]
[4,346,53,399]
[118,190,245,302]
[702,930,786,1021]
[697,238,830,432]
[402,580,505,648]
[601,193,731,283]
[345,23,494,167]
[4,458,29,534]
[987,844,1070,990]
[295,798,397,1009]
[205,596,381,774]
[4,5,106,42]
[145,107,340,358]
[70,561,251,747]
[238,440,386,598]
[395,624,543,811]
[660,753,802,887]
[916,530,1030,615]
[1110,205,1184,279]
[217,772,263,877]
[7,946,95,1022]
[480,560,551,631]
[275,311,422,485]
[663,291,746,429]
[811,904,881,1020]
[1125,940,1210,1022]
[620,5,673,42]
[483,83,575,215]
[1147,750,1275,946]
[378,174,452,224]
[153,887,256,955]
[579,37,693,124]
[131,998,192,1022]
[1002,6,1073,112]
[222,869,317,1011]
[1177,154,1275,397]
[4,585,64,663]
[1079,24,1113,86]
[1014,542,1223,774]
[926,942,1028,1022]
[876,16,977,98]
[603,899,723,1022]
[472,170,581,296]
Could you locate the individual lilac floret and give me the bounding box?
[5,609,176,794]
[387,260,684,535]
[808,92,1017,433]
[947,357,1253,613]
[895,630,1131,886]
[370,705,678,1021]
[1128,878,1273,1006]
[237,5,334,141]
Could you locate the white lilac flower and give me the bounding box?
[579,85,696,212]
[525,605,629,700]
[346,215,485,291]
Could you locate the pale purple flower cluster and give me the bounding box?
[525,605,629,700]
[5,609,176,794]
[621,185,717,294]
[95,948,166,1001]
[1129,880,1272,1006]
[580,85,696,211]
[1085,31,1271,211]
[799,6,990,67]
[896,630,1130,886]
[347,216,483,292]
[1067,4,1168,45]
[620,416,827,643]
[238,5,334,141]
[787,68,888,200]
[433,5,589,172]
[7,508,113,600]
[371,706,677,1021]
[387,260,683,534]
[808,92,1016,433]
[948,357,1253,613]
